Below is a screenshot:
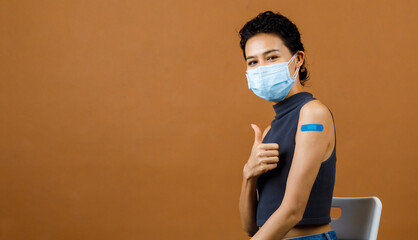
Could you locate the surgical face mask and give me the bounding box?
[246,52,300,102]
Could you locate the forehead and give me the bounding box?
[245,33,288,57]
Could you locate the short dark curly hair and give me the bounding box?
[239,11,309,85]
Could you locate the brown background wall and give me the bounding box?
[1,0,417,239]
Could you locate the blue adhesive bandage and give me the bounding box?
[301,124,324,132]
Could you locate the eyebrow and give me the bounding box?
[246,49,280,60]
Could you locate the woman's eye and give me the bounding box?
[248,61,257,66]
[268,56,278,61]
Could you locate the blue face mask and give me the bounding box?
[246,52,300,102]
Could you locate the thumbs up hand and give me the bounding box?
[243,124,279,180]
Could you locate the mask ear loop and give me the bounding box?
[287,52,299,66]
[292,67,301,80]
[288,51,300,80]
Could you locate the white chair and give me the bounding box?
[330,196,382,240]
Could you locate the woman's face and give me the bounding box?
[244,33,300,73]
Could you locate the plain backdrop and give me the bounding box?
[0,0,417,239]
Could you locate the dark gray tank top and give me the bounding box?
[256,91,337,227]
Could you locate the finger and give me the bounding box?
[257,143,279,150]
[266,163,278,171]
[260,163,278,173]
[251,124,262,145]
[257,150,279,158]
[260,156,279,164]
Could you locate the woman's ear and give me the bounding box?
[296,51,305,69]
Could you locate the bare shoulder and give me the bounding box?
[299,100,332,123]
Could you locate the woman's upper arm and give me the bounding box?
[280,101,334,219]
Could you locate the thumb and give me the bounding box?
[251,124,262,145]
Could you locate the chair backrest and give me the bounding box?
[330,196,382,240]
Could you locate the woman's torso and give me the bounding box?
[257,95,336,238]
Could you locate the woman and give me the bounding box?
[238,11,338,240]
